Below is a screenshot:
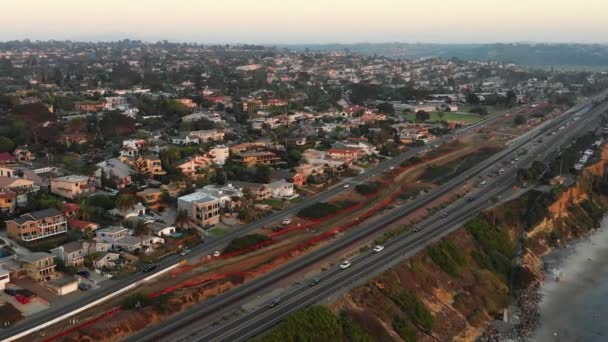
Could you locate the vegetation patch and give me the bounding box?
[426,240,468,277]
[465,218,515,279]
[389,289,434,332]
[297,200,357,219]
[354,182,381,195]
[223,234,271,254]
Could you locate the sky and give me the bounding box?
[1,0,607,44]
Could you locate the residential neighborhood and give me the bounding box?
[0,39,607,340]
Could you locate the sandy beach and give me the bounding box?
[532,216,608,342]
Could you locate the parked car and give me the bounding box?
[16,289,35,298]
[142,264,157,273]
[373,245,385,253]
[339,261,352,269]
[179,248,191,256]
[78,283,91,291]
[15,294,30,304]
[3,288,17,296]
[282,218,292,225]
[213,251,221,257]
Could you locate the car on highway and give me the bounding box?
[343,184,350,188]
[309,278,321,286]
[282,218,292,225]
[467,196,475,202]
[389,166,395,170]
[179,248,191,256]
[267,299,281,308]
[478,180,487,187]
[339,261,352,269]
[373,245,385,253]
[441,212,448,218]
[142,264,157,273]
[213,251,221,257]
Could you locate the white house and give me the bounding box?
[268,180,296,199]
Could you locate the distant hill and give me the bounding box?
[278,43,608,68]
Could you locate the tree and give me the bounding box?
[437,112,446,120]
[160,191,174,206]
[466,93,480,105]
[116,194,137,212]
[174,210,190,228]
[253,164,272,183]
[0,136,15,152]
[13,103,57,145]
[415,110,430,122]
[514,114,527,126]
[377,102,395,115]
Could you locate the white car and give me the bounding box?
[343,184,350,188]
[389,166,395,170]
[282,218,292,225]
[339,261,352,269]
[373,245,385,253]
[213,251,221,257]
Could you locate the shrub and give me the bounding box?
[355,182,381,195]
[297,202,342,219]
[223,234,271,254]
[122,292,150,310]
[392,315,417,342]
[427,240,468,277]
[391,290,434,331]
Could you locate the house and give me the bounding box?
[207,145,230,166]
[50,175,97,199]
[114,203,147,219]
[269,169,306,186]
[95,159,133,189]
[121,154,166,177]
[169,134,200,146]
[161,182,186,198]
[326,148,364,162]
[74,100,105,112]
[268,180,296,199]
[146,222,176,237]
[0,152,17,166]
[136,188,164,210]
[59,133,88,146]
[95,226,130,244]
[46,276,79,295]
[50,241,96,268]
[6,208,68,242]
[92,252,120,269]
[235,151,282,167]
[13,146,34,161]
[200,184,244,208]
[176,155,212,177]
[230,181,271,201]
[0,176,38,205]
[177,192,220,228]
[0,166,17,178]
[189,130,225,143]
[68,218,99,233]
[0,191,16,213]
[176,98,197,108]
[120,139,147,157]
[20,252,56,281]
[61,203,80,218]
[114,235,164,253]
[0,268,10,290]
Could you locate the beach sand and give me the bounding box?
[532,216,608,342]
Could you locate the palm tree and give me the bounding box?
[174,210,190,228]
[116,194,137,212]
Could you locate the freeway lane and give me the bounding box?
[0,102,518,342]
[203,98,608,342]
[130,97,606,342]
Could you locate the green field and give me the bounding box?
[405,111,483,124]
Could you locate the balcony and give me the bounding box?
[21,226,68,241]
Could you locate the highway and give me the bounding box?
[0,104,517,341]
[128,96,608,342]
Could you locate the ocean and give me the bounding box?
[532,216,608,342]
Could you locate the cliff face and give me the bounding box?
[323,144,608,342]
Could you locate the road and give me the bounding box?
[128,96,607,342]
[0,104,525,341]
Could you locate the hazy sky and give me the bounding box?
[1,0,607,43]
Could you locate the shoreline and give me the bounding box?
[531,216,608,341]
